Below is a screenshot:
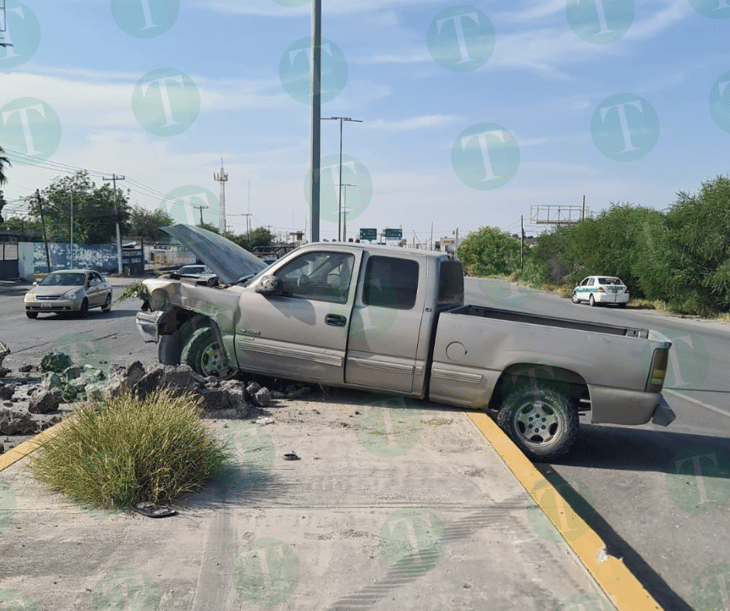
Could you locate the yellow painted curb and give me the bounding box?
[465,410,663,611]
[0,420,67,473]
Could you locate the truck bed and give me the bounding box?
[447,304,650,339]
[428,304,670,425]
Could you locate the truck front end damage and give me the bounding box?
[135,278,243,376]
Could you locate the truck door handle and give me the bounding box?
[325,314,347,327]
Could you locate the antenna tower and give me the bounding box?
[214,157,229,234]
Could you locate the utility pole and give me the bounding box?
[36,190,51,273]
[247,178,252,238]
[582,195,586,221]
[323,116,363,240]
[70,190,74,269]
[192,204,208,226]
[214,157,228,235]
[520,215,525,272]
[309,0,322,243]
[103,174,125,274]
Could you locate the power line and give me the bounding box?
[1,148,222,218]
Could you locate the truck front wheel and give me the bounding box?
[181,326,234,377]
[497,385,578,461]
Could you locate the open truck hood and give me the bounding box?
[162,224,268,284]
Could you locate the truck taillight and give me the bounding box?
[646,348,669,392]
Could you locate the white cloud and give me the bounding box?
[353,0,692,77]
[494,0,566,24]
[0,71,290,132]
[625,0,693,40]
[368,114,459,131]
[194,0,444,18]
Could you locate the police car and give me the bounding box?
[571,276,629,307]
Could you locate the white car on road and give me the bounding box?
[24,270,113,318]
[571,276,629,307]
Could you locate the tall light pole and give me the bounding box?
[323,117,362,241]
[339,183,355,242]
[309,0,322,243]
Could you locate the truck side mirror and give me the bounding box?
[255,275,283,296]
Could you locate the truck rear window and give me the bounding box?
[438,260,464,304]
[362,256,418,310]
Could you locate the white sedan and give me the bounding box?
[571,276,629,307]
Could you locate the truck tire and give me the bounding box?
[181,326,234,377]
[497,385,579,461]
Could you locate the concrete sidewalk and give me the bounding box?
[0,395,656,610]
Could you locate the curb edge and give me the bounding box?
[465,410,663,611]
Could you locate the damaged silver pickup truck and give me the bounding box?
[136,225,675,460]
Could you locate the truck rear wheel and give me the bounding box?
[497,385,578,461]
[181,326,234,377]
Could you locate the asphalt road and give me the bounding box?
[0,278,155,371]
[466,277,730,611]
[2,276,729,609]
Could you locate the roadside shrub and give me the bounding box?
[30,389,229,509]
[458,226,521,276]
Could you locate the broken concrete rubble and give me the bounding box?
[0,341,313,450]
[254,387,272,407]
[28,390,63,415]
[0,341,10,378]
[0,409,33,435]
[40,351,108,402]
[0,384,15,400]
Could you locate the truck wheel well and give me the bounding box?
[157,309,219,367]
[488,363,590,413]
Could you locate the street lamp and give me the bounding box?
[338,183,355,242]
[323,117,362,240]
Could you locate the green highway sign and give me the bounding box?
[360,228,377,241]
[384,228,402,239]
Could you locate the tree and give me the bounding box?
[199,221,219,234]
[32,171,131,244]
[457,226,521,276]
[0,145,10,187]
[664,176,730,313]
[0,190,6,224]
[229,227,274,252]
[127,206,174,240]
[0,214,43,240]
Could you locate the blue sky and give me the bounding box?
[2,0,730,244]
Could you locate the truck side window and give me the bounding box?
[277,251,354,304]
[363,256,418,310]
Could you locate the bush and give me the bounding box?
[30,389,230,509]
[458,226,521,277]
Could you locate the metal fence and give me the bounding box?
[0,235,19,279]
